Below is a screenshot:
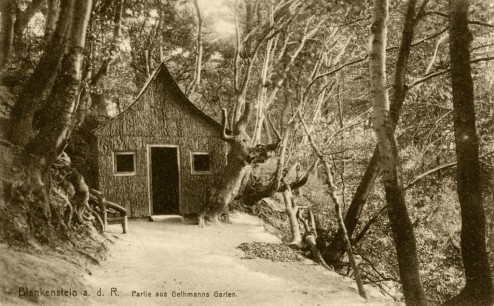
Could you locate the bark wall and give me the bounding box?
[95,66,227,217]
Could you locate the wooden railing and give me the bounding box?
[89,189,128,234]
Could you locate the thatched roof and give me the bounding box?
[93,63,222,133]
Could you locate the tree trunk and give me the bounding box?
[252,40,273,145]
[324,0,425,264]
[199,107,255,226]
[45,0,61,42]
[282,184,301,246]
[9,0,74,146]
[158,3,164,62]
[323,149,379,264]
[206,0,298,224]
[0,0,45,69]
[90,0,124,86]
[252,3,275,145]
[0,0,15,71]
[144,49,151,77]
[243,0,255,57]
[200,104,280,226]
[200,158,252,226]
[445,0,494,304]
[190,0,203,90]
[27,0,93,162]
[232,0,299,125]
[299,113,367,300]
[80,0,124,124]
[369,0,427,305]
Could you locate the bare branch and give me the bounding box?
[306,26,449,93]
[90,0,125,86]
[405,150,494,189]
[352,206,387,244]
[413,0,431,24]
[267,113,281,143]
[424,10,494,28]
[306,56,368,93]
[284,158,318,191]
[424,32,448,74]
[409,56,494,89]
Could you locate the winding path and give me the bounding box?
[85,213,397,306]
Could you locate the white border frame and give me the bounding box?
[147,144,181,216]
[113,151,136,176]
[190,151,213,175]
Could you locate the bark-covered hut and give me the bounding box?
[93,63,227,217]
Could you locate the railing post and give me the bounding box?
[122,216,128,234]
[102,198,108,232]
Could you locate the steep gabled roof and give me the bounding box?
[93,62,222,133]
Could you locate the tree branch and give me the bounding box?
[409,56,494,89]
[352,206,387,245]
[424,10,494,28]
[306,26,448,93]
[405,150,494,189]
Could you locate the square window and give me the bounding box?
[114,152,136,175]
[191,152,211,174]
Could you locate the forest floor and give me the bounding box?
[1,212,399,306]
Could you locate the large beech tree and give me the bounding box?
[369,0,427,305]
[10,0,92,162]
[2,0,94,237]
[198,104,280,225]
[9,0,73,147]
[27,0,93,162]
[199,0,302,225]
[323,0,429,264]
[446,0,494,304]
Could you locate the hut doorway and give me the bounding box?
[149,146,180,215]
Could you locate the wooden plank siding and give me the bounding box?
[94,64,227,217]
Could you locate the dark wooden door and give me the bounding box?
[150,147,179,215]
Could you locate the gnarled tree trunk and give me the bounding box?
[200,2,303,226]
[199,104,280,226]
[27,0,92,163]
[9,0,74,146]
[5,0,94,242]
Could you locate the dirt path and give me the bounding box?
[84,213,397,306]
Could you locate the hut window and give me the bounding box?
[114,152,136,175]
[191,152,211,174]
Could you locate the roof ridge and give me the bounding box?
[92,63,221,133]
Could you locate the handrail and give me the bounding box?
[89,189,128,233]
